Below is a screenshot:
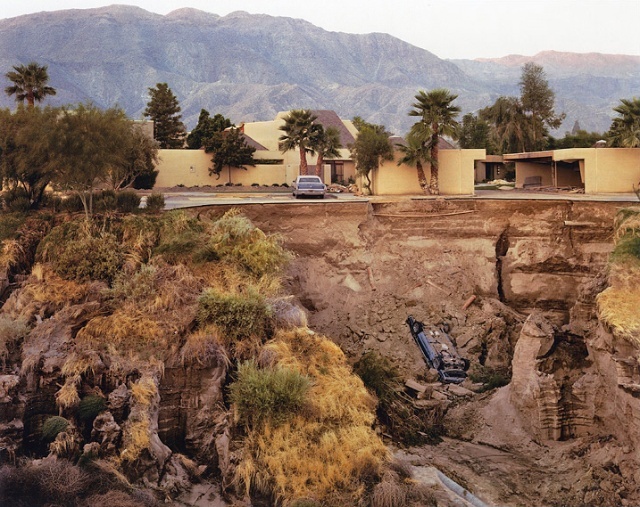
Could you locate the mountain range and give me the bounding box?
[1,5,639,136]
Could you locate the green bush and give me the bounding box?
[468,365,511,392]
[77,395,106,422]
[612,235,640,263]
[154,212,206,264]
[145,193,165,213]
[39,224,124,284]
[132,169,159,190]
[197,288,271,340]
[354,351,400,404]
[3,188,32,212]
[41,416,69,442]
[205,209,291,276]
[0,213,26,243]
[116,190,141,213]
[229,360,311,427]
[94,190,117,212]
[60,194,85,212]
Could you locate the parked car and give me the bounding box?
[292,175,326,199]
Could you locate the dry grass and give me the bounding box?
[614,208,640,242]
[56,374,82,410]
[0,315,29,362]
[235,328,387,505]
[0,239,24,269]
[130,376,158,407]
[76,311,166,356]
[597,286,640,344]
[19,268,92,307]
[180,328,230,367]
[61,351,102,378]
[121,415,151,462]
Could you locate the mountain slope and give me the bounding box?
[0,6,636,135]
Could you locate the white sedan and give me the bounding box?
[292,176,326,199]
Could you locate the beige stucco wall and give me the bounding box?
[515,161,553,187]
[569,148,640,194]
[154,149,294,188]
[370,149,482,195]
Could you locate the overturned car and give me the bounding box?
[406,315,470,384]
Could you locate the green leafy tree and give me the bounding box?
[396,130,431,193]
[278,109,317,175]
[5,62,56,108]
[309,124,342,177]
[186,109,233,149]
[480,96,528,154]
[458,112,495,152]
[408,88,461,195]
[51,103,131,219]
[205,128,256,182]
[143,83,186,149]
[519,63,565,151]
[607,97,640,147]
[0,106,59,208]
[550,129,605,149]
[106,124,159,190]
[349,123,394,195]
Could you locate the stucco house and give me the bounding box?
[503,147,640,194]
[152,110,485,195]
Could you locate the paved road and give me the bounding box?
[150,189,639,210]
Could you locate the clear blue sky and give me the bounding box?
[2,0,639,59]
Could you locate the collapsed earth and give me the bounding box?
[0,195,639,507]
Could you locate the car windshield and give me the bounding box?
[299,177,320,182]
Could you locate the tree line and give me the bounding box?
[3,60,640,201]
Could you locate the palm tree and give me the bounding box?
[278,109,317,175]
[409,88,460,195]
[397,129,431,193]
[608,97,640,148]
[310,124,342,178]
[5,62,56,107]
[481,96,528,154]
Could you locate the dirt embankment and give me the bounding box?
[212,197,639,507]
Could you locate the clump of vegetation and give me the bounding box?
[78,395,107,422]
[2,187,32,212]
[116,190,141,213]
[41,416,70,442]
[0,316,29,364]
[235,329,388,506]
[354,351,443,446]
[202,208,291,277]
[197,287,272,343]
[145,193,165,213]
[598,207,640,344]
[38,221,124,284]
[230,360,311,428]
[468,365,511,392]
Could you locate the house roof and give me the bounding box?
[311,110,356,147]
[241,133,267,151]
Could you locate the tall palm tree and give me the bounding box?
[310,124,342,178]
[481,96,528,154]
[278,109,317,175]
[409,88,460,195]
[608,97,640,148]
[396,129,431,194]
[5,62,56,107]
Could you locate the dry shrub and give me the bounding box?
[49,429,82,459]
[61,350,102,378]
[204,208,292,277]
[180,328,230,367]
[19,267,92,308]
[76,310,166,356]
[235,328,387,505]
[82,490,141,507]
[197,287,272,344]
[130,376,158,407]
[0,238,23,269]
[0,315,29,361]
[121,414,151,463]
[263,329,377,426]
[597,286,640,344]
[370,475,407,507]
[614,208,640,241]
[56,375,81,410]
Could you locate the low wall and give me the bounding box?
[371,149,482,195]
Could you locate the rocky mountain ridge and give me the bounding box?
[0,5,638,135]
